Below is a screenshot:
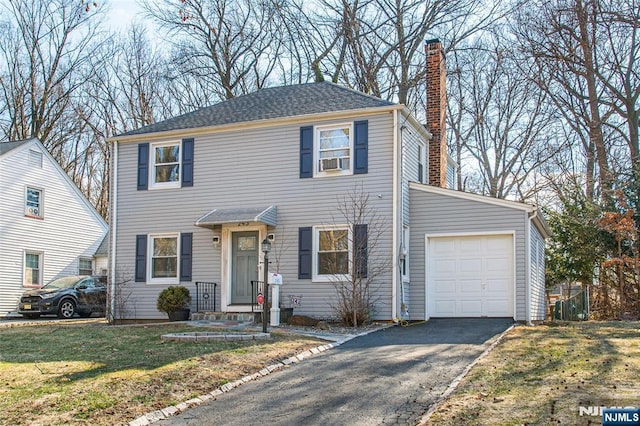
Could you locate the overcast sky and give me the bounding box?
[104,0,144,32]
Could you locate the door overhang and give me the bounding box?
[194,206,276,313]
[195,206,277,229]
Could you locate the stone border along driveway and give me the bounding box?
[129,325,392,426]
[130,321,515,426]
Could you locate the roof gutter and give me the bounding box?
[529,207,552,239]
[400,106,432,140]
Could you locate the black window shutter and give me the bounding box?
[180,232,193,281]
[300,126,313,178]
[135,234,147,282]
[298,227,313,279]
[354,224,368,278]
[182,138,194,187]
[354,120,368,174]
[137,143,149,190]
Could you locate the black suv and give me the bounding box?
[18,275,107,319]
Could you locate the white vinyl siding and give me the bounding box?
[112,112,397,320]
[0,140,107,315]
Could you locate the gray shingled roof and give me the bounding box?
[0,138,34,156]
[118,82,395,137]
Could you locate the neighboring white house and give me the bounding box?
[94,234,109,277]
[107,40,551,324]
[0,138,108,316]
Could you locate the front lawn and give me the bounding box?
[425,321,640,425]
[0,323,324,425]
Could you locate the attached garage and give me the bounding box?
[427,234,514,317]
[407,183,551,323]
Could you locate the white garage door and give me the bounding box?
[427,234,514,317]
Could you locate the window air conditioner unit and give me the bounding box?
[320,157,342,171]
[28,207,39,216]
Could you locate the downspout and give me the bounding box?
[391,109,398,321]
[109,140,118,324]
[399,123,408,321]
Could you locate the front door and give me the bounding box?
[231,231,259,304]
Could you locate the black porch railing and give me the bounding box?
[250,280,264,312]
[195,282,217,313]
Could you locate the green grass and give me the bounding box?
[0,323,324,425]
[425,321,640,426]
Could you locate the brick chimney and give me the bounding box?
[426,39,447,188]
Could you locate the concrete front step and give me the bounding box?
[191,312,257,323]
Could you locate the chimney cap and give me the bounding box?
[425,38,441,45]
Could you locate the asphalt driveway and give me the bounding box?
[157,318,514,426]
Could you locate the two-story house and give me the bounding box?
[108,40,550,324]
[0,138,108,316]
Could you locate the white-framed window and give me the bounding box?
[25,186,43,218]
[79,257,93,275]
[150,141,181,189]
[29,149,43,168]
[24,251,43,287]
[315,124,353,176]
[313,226,351,281]
[148,233,180,284]
[401,226,410,281]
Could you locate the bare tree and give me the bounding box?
[0,0,104,151]
[447,36,562,200]
[325,184,390,326]
[597,0,640,160]
[107,267,135,324]
[512,0,622,200]
[141,0,284,101]
[0,0,113,217]
[70,26,175,217]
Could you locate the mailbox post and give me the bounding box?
[261,238,271,333]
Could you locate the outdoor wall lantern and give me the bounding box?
[261,238,272,254]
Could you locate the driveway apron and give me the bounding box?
[157,318,513,426]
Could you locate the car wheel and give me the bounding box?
[22,313,40,319]
[57,299,76,319]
